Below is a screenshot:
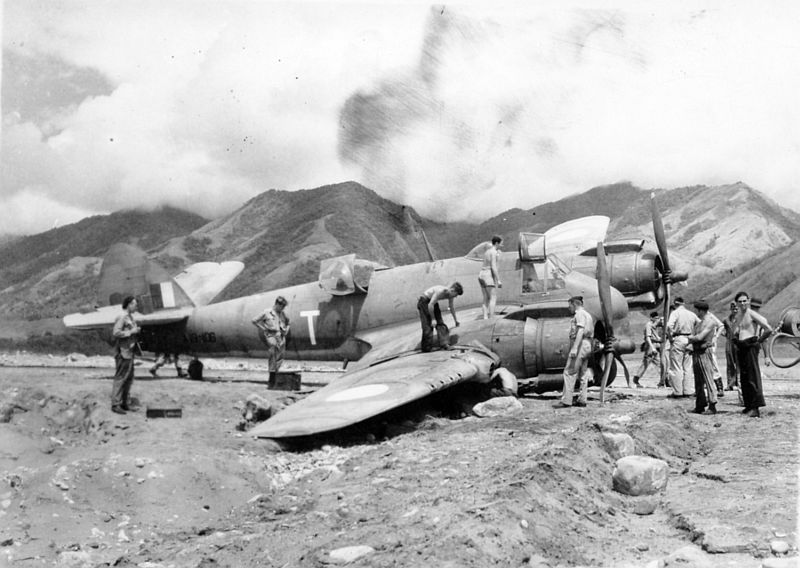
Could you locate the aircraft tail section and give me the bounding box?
[173,260,245,306]
[98,243,194,312]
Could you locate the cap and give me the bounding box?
[275,295,287,306]
[674,297,685,305]
[693,300,709,311]
[568,295,584,304]
[750,298,763,308]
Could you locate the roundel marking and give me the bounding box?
[326,384,390,402]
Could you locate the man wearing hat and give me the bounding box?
[666,297,700,397]
[554,296,594,408]
[688,301,719,414]
[252,296,290,388]
[632,311,663,388]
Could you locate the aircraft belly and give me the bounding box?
[250,349,493,438]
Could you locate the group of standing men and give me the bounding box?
[107,293,293,416]
[633,292,775,417]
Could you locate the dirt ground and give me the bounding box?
[0,350,797,568]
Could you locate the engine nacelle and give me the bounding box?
[779,307,800,336]
[474,315,636,394]
[570,240,687,309]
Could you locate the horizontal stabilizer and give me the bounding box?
[250,346,497,439]
[63,306,193,330]
[173,261,244,306]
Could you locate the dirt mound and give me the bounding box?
[1,362,797,567]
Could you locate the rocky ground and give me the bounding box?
[0,350,798,568]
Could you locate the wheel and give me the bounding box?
[590,354,616,388]
[187,359,204,381]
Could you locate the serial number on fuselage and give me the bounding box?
[184,332,217,344]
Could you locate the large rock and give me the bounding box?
[602,432,635,460]
[612,455,668,496]
[472,396,523,417]
[328,545,375,564]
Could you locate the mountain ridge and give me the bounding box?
[1,181,797,322]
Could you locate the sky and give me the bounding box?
[2,1,800,235]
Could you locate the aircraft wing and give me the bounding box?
[249,345,498,439]
[63,307,194,330]
[544,215,610,263]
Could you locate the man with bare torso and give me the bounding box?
[732,291,776,417]
[417,283,463,352]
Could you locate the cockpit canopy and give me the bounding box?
[465,232,565,294]
[318,254,387,296]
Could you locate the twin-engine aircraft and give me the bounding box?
[64,197,687,439]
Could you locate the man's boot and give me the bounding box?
[633,376,642,388]
[268,371,277,389]
[708,402,717,414]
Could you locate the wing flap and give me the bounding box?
[250,346,497,439]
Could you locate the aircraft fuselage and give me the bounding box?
[138,252,627,364]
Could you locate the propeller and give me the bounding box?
[651,192,672,387]
[596,241,615,403]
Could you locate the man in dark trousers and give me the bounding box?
[732,292,776,417]
[721,301,739,391]
[417,283,463,352]
[111,296,140,415]
[688,301,718,414]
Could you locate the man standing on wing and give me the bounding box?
[417,282,463,352]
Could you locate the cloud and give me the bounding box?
[2,1,800,235]
[337,4,800,221]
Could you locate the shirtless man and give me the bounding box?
[478,236,503,319]
[732,291,776,417]
[417,283,463,352]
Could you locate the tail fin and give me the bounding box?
[98,243,194,312]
